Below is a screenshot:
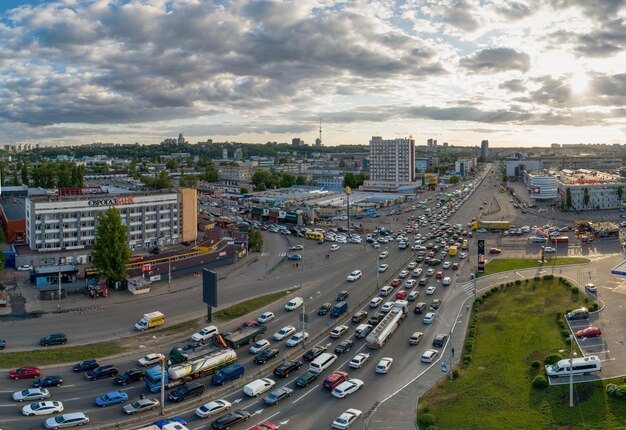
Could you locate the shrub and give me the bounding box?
[452,369,460,379]
[543,274,554,280]
[531,360,541,369]
[525,279,529,284]
[474,297,483,305]
[590,303,599,311]
[463,354,473,364]
[426,426,440,430]
[561,329,571,339]
[606,384,626,398]
[465,340,474,352]
[564,337,572,346]
[571,287,579,294]
[419,413,436,427]
[544,353,563,365]
[532,375,548,389]
[491,287,498,294]
[468,328,477,338]
[534,276,541,281]
[515,279,521,285]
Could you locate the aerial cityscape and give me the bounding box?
[0,1,626,430]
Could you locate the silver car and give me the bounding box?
[44,412,89,429]
[123,397,160,415]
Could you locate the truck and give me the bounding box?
[448,245,458,256]
[144,347,237,393]
[551,236,569,244]
[471,221,511,231]
[366,300,408,349]
[168,342,219,366]
[220,326,266,349]
[134,311,165,331]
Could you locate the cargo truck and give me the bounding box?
[220,326,266,349]
[550,236,569,244]
[134,311,165,331]
[366,300,408,349]
[144,347,237,392]
[168,342,219,366]
[471,221,510,231]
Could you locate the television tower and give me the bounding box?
[316,116,323,147]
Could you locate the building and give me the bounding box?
[292,138,303,147]
[368,136,415,184]
[481,140,489,159]
[314,177,344,188]
[234,147,243,161]
[415,157,429,173]
[315,138,322,147]
[177,133,186,145]
[217,164,253,182]
[455,158,476,175]
[442,142,448,148]
[505,157,542,177]
[523,170,558,201]
[558,170,626,211]
[427,139,437,150]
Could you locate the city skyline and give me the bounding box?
[0,0,625,148]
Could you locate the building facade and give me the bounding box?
[369,136,415,184]
[415,157,429,173]
[481,140,489,159]
[523,170,558,200]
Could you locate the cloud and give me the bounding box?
[499,79,526,92]
[438,0,481,32]
[460,47,531,73]
[494,1,533,20]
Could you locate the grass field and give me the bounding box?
[417,278,626,430]
[213,289,295,321]
[0,342,127,369]
[483,257,590,275]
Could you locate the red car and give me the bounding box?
[489,248,502,254]
[396,290,408,300]
[259,225,268,231]
[248,423,278,430]
[451,263,460,270]
[435,271,444,279]
[323,371,348,389]
[390,278,402,287]
[9,366,41,380]
[576,327,602,338]
[427,251,436,258]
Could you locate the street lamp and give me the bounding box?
[429,307,456,380]
[160,354,166,415]
[559,336,577,408]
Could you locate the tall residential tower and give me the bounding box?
[369,136,415,184]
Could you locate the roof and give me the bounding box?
[0,198,25,221]
[34,265,77,275]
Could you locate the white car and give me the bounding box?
[273,325,296,341]
[44,412,90,429]
[379,251,389,259]
[398,270,409,278]
[347,270,362,282]
[349,353,370,369]
[544,247,556,253]
[378,264,389,273]
[426,268,435,276]
[332,408,362,429]
[404,279,417,288]
[423,312,435,324]
[421,349,439,363]
[191,325,219,342]
[380,301,395,313]
[285,297,304,311]
[459,252,468,259]
[330,325,349,339]
[330,244,340,251]
[138,353,165,367]
[13,388,50,402]
[407,262,417,270]
[249,339,271,354]
[332,379,364,398]
[195,399,232,418]
[369,297,383,308]
[442,261,451,269]
[584,283,597,293]
[426,286,436,295]
[286,331,309,347]
[17,264,33,271]
[257,311,275,324]
[22,401,64,416]
[375,357,394,374]
[442,277,451,286]
[289,245,304,251]
[408,291,419,301]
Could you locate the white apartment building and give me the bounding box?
[369,136,415,184]
[524,170,559,200]
[558,170,626,211]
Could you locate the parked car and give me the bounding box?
[576,326,602,338]
[17,264,33,271]
[489,248,502,254]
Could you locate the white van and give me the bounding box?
[243,377,276,396]
[442,277,451,286]
[310,353,338,374]
[285,297,304,311]
[545,356,601,378]
[355,324,373,339]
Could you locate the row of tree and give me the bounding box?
[252,170,306,191]
[343,173,368,189]
[0,161,85,188]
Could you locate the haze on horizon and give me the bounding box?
[0,0,625,148]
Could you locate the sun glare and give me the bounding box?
[570,71,589,94]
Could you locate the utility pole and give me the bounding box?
[569,334,574,407]
[346,186,351,235]
[168,258,172,292]
[160,355,166,415]
[58,269,62,304]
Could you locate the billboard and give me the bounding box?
[477,239,485,273]
[202,269,218,307]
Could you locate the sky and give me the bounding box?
[0,0,625,148]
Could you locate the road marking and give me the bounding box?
[61,384,76,388]
[0,404,17,407]
[64,397,81,401]
[256,411,281,424]
[192,425,206,430]
[291,385,317,404]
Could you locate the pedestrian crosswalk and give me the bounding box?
[460,281,475,298]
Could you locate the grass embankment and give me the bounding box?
[214,289,295,322]
[483,257,590,276]
[417,277,626,430]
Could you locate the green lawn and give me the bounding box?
[417,278,626,430]
[213,289,297,321]
[483,257,589,276]
[0,342,127,369]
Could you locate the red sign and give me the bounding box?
[219,251,227,257]
[531,187,541,194]
[141,264,152,272]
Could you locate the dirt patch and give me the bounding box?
[480,314,497,323]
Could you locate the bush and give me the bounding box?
[571,287,579,294]
[468,328,477,338]
[532,375,548,389]
[531,360,541,369]
[463,354,473,364]
[515,279,521,285]
[419,413,437,427]
[543,274,554,280]
[544,353,563,365]
[491,287,499,294]
[590,303,599,311]
[465,340,474,352]
[606,384,626,398]
[564,337,572,346]
[561,329,571,339]
[426,426,440,430]
[452,369,460,379]
[525,279,529,284]
[534,276,541,281]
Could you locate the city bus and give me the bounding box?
[305,231,324,241]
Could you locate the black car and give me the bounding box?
[334,340,354,355]
[263,387,294,405]
[302,345,327,362]
[73,359,99,372]
[318,303,332,316]
[32,376,63,388]
[0,339,5,349]
[433,334,448,348]
[366,313,384,327]
[40,333,67,347]
[336,291,349,301]
[211,410,251,430]
[114,369,145,386]
[295,370,320,388]
[431,299,442,310]
[273,360,302,378]
[351,311,368,323]
[414,302,427,314]
[254,348,279,365]
[86,365,119,380]
[168,380,205,402]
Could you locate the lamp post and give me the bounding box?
[559,337,577,408]
[430,308,456,380]
[160,354,166,415]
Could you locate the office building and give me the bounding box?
[427,139,437,150]
[369,136,415,184]
[523,170,558,201]
[481,140,489,159]
[292,138,303,147]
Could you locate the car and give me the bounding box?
[352,311,368,323]
[379,251,389,259]
[378,264,389,273]
[442,261,451,269]
[86,365,118,380]
[336,290,349,301]
[123,397,160,415]
[263,386,294,406]
[95,391,129,407]
[334,340,354,355]
[303,345,327,361]
[426,268,435,276]
[367,312,384,326]
[296,370,320,387]
[289,245,304,251]
[13,388,50,402]
[347,270,362,281]
[375,357,394,374]
[431,299,442,309]
[138,353,165,367]
[332,379,364,398]
[389,278,402,287]
[257,311,275,324]
[249,339,271,354]
[153,417,188,428]
[489,248,502,254]
[254,348,280,364]
[405,279,417,289]
[9,366,41,380]
[44,412,90,429]
[191,326,219,342]
[565,307,589,321]
[349,353,370,369]
[459,252,468,259]
[432,334,448,347]
[247,422,279,430]
[330,325,349,338]
[407,262,417,270]
[379,285,393,297]
[426,286,436,295]
[396,290,408,300]
[435,271,444,279]
[323,371,349,389]
[285,297,304,311]
[22,401,64,416]
[577,326,602,338]
[452,262,460,270]
[113,369,144,386]
[545,246,556,253]
[195,399,232,419]
[73,359,98,373]
[398,270,409,278]
[236,320,259,331]
[381,301,395,313]
[423,312,435,324]
[0,338,5,349]
[32,376,63,388]
[332,408,363,429]
[286,332,309,347]
[273,360,303,378]
[369,297,383,308]
[330,244,341,251]
[273,326,296,341]
[210,410,251,430]
[584,283,597,293]
[318,302,332,315]
[17,264,33,271]
[287,254,302,261]
[409,332,424,345]
[40,333,68,347]
[421,349,439,363]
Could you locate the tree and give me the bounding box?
[280,173,296,188]
[179,175,199,188]
[12,169,20,186]
[20,162,29,186]
[339,159,346,168]
[166,159,178,170]
[296,176,306,185]
[154,170,172,189]
[92,207,131,282]
[204,165,218,182]
[566,188,572,210]
[252,170,273,187]
[240,187,250,194]
[248,229,264,252]
[449,175,460,184]
[583,187,590,209]
[618,186,624,203]
[256,183,267,191]
[0,250,4,272]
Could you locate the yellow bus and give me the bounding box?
[448,246,458,256]
[305,231,324,241]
